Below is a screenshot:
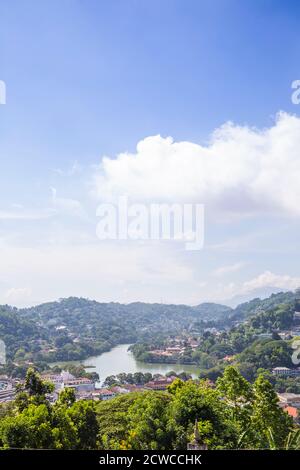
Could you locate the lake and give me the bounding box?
[56,344,200,384]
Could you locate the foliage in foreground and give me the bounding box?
[0,366,297,450]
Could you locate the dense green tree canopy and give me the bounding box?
[0,367,297,450]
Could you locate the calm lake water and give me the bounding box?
[54,344,200,384]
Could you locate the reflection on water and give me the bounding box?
[82,344,200,384]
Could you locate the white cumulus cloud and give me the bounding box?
[93,112,300,216]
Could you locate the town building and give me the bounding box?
[92,389,116,401]
[145,376,177,390]
[109,386,130,395]
[277,392,300,408]
[0,378,15,403]
[41,373,64,392]
[283,406,299,423]
[62,378,95,393]
[272,367,300,377]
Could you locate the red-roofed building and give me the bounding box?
[223,355,235,362]
[63,378,95,392]
[145,376,176,390]
[110,386,130,394]
[92,389,116,401]
[284,406,299,423]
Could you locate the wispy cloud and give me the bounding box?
[53,161,83,177]
[5,287,32,305]
[51,187,85,218]
[0,209,54,221]
[212,262,245,277]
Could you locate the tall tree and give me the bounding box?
[251,374,293,448]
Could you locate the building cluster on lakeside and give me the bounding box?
[2,369,300,425]
[0,370,95,404]
[0,371,184,404]
[148,335,201,359]
[93,376,181,401]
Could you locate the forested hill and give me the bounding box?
[0,298,233,366]
[0,305,46,361]
[228,290,298,323]
[0,291,298,367]
[19,292,299,330]
[192,302,232,321]
[4,290,297,331]
[1,291,298,348]
[20,298,233,326]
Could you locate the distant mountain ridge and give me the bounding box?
[192,302,232,321]
[19,298,232,327]
[1,290,297,330]
[0,290,298,366]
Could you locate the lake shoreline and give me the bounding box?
[50,344,200,384]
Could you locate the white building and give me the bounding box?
[62,378,95,392]
[93,389,116,401]
[60,370,75,382]
[272,367,300,377]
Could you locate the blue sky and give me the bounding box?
[1,0,300,306]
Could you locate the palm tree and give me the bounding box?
[237,427,300,449]
[266,428,300,450]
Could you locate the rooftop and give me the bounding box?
[284,406,299,419]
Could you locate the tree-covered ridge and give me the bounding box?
[20,297,232,332]
[248,302,295,331]
[0,306,46,362]
[229,291,298,323]
[191,302,232,321]
[1,297,233,366]
[131,294,300,387]
[0,367,298,450]
[0,291,299,376]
